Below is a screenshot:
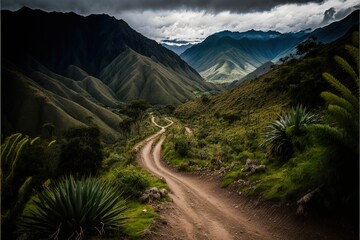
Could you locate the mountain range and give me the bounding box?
[176,27,358,118]
[2,7,358,141]
[180,10,359,83]
[162,43,194,55]
[1,7,220,141]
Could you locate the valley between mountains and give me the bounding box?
[1,6,358,240]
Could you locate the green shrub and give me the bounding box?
[17,140,60,186]
[196,127,209,139]
[221,113,241,123]
[296,36,321,55]
[177,163,190,172]
[19,176,127,239]
[113,168,150,198]
[174,139,190,157]
[59,126,103,176]
[201,94,210,103]
[1,133,60,239]
[123,99,150,121]
[263,105,317,160]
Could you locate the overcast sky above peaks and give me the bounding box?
[2,0,359,44]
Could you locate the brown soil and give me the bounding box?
[185,127,193,135]
[136,119,357,240]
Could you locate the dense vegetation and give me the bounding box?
[1,8,358,239]
[19,176,128,239]
[167,30,359,222]
[1,100,167,239]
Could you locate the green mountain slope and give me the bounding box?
[181,11,359,83]
[176,27,358,117]
[173,30,358,225]
[228,61,275,88]
[1,7,220,105]
[2,7,199,79]
[99,47,218,105]
[2,65,123,142]
[181,35,301,83]
[1,7,222,139]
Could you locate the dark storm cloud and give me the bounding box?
[3,0,358,43]
[2,0,325,13]
[323,7,336,22]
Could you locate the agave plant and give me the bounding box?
[19,176,127,239]
[263,105,318,159]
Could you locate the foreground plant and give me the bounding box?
[314,32,359,151]
[263,105,317,159]
[309,32,359,206]
[19,176,127,239]
[1,134,35,237]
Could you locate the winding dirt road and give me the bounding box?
[136,116,355,240]
[137,117,271,239]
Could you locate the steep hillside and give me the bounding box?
[182,35,301,82]
[228,61,275,88]
[181,10,359,83]
[1,7,221,139]
[99,47,216,105]
[2,8,219,103]
[176,28,358,117]
[308,10,360,43]
[2,7,198,78]
[240,61,275,82]
[171,30,358,230]
[176,67,289,121]
[2,65,123,142]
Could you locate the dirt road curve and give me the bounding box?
[136,117,355,240]
[138,117,270,239]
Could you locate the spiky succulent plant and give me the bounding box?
[19,176,127,239]
[263,105,318,158]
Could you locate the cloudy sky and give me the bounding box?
[2,0,359,44]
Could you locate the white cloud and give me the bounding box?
[115,0,358,43]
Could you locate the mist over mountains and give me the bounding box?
[162,43,194,55]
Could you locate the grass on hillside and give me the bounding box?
[168,30,358,207]
[168,103,326,204]
[123,202,158,239]
[100,114,168,239]
[13,114,168,240]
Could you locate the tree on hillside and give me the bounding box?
[296,36,321,55]
[122,99,150,135]
[59,126,103,176]
[201,94,210,103]
[118,117,134,139]
[124,99,150,121]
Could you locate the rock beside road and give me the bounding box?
[140,187,169,203]
[242,159,266,176]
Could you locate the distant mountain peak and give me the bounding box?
[1,7,222,140]
[181,10,359,83]
[18,6,32,11]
